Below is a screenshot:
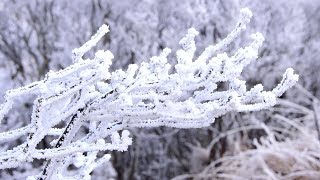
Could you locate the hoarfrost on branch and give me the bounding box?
[0,8,298,179]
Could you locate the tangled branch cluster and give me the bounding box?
[0,8,298,179]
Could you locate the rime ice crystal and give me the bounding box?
[0,8,298,179]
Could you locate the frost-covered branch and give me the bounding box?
[0,8,298,179]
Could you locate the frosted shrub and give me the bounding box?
[175,95,320,180]
[0,8,298,179]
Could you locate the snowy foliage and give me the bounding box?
[0,8,299,179]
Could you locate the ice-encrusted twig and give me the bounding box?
[196,8,253,63]
[72,24,110,63]
[0,8,298,180]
